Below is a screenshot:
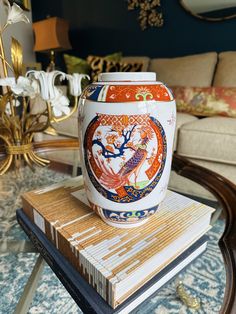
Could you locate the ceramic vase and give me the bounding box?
[78,72,176,228]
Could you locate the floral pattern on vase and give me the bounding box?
[100,206,159,224]
[82,84,172,102]
[84,113,166,204]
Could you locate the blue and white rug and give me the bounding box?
[0,167,226,314]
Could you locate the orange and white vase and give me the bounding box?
[78,72,176,228]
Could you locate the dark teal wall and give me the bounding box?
[31,0,236,63]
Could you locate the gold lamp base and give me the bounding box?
[47,50,56,72]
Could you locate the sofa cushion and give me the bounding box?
[64,52,122,74]
[177,116,236,165]
[121,56,150,72]
[191,159,236,186]
[174,113,198,151]
[169,159,236,201]
[213,51,236,87]
[149,52,217,87]
[171,86,236,118]
[169,170,215,201]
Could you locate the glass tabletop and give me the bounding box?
[171,154,236,314]
[0,150,235,314]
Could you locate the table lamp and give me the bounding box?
[33,17,71,71]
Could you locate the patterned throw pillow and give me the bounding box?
[63,54,91,91]
[64,52,123,89]
[171,86,236,118]
[100,51,123,62]
[64,52,122,75]
[64,54,91,75]
[87,55,143,81]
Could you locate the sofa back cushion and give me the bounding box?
[149,52,217,87]
[177,116,236,165]
[213,51,236,87]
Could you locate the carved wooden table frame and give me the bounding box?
[10,139,236,314]
[173,154,236,314]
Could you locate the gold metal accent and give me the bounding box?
[0,3,80,175]
[47,50,56,72]
[179,0,236,22]
[0,31,9,78]
[6,143,33,155]
[127,0,163,30]
[23,0,31,11]
[0,135,13,175]
[0,90,79,174]
[11,37,23,78]
[0,55,13,71]
[176,281,201,310]
[44,125,58,136]
[0,79,79,174]
[53,96,78,123]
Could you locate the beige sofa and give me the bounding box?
[36,51,236,201]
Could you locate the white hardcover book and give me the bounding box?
[72,188,214,307]
[117,240,207,314]
[22,178,215,309]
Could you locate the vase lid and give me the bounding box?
[98,72,156,82]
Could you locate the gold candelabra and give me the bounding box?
[0,0,88,175]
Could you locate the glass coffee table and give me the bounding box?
[1,140,235,314]
[172,154,236,314]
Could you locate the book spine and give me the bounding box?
[21,189,213,309]
[16,213,98,314]
[21,198,114,306]
[21,197,35,222]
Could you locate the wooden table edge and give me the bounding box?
[172,153,236,314]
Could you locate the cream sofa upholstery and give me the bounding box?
[149,52,217,87]
[37,51,236,201]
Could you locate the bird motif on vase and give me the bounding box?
[95,127,155,191]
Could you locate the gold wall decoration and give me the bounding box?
[127,0,164,30]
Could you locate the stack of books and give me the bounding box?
[20,176,214,313]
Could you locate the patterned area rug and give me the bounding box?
[0,167,226,314]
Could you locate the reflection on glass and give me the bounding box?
[168,171,226,311]
[181,0,236,19]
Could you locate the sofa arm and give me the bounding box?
[174,113,198,151]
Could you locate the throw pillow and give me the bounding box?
[121,56,150,72]
[64,52,122,75]
[63,54,91,91]
[102,51,123,62]
[87,55,143,81]
[64,54,90,75]
[171,86,236,118]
